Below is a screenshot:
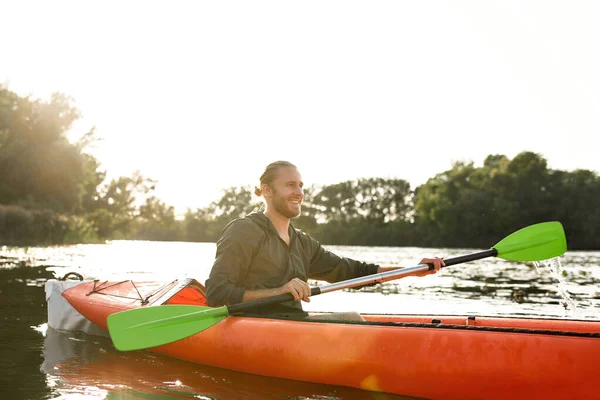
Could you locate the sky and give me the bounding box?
[2,1,599,213]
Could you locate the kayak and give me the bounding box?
[57,277,600,400]
[43,324,391,400]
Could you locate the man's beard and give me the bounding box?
[272,190,302,219]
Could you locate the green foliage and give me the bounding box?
[177,186,263,242]
[0,86,156,243]
[182,208,215,242]
[413,152,600,249]
[134,196,181,241]
[0,204,98,245]
[0,88,89,211]
[310,178,413,224]
[86,172,157,238]
[2,86,600,249]
[210,186,262,225]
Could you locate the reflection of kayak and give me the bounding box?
[58,278,600,400]
[42,327,396,400]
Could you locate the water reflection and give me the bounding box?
[40,326,419,400]
[0,264,55,400]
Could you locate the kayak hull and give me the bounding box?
[61,279,600,400]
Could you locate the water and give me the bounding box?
[533,258,581,317]
[1,241,599,399]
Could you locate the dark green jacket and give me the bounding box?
[205,212,379,315]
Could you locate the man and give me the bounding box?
[205,161,444,319]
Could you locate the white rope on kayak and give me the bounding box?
[87,279,177,305]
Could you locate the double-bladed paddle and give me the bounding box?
[107,221,567,351]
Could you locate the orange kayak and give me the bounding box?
[60,278,600,400]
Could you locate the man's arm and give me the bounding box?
[205,220,255,306]
[305,235,379,283]
[242,277,311,303]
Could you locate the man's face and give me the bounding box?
[268,167,304,219]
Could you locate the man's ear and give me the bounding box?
[262,184,272,198]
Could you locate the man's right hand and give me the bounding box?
[280,278,311,302]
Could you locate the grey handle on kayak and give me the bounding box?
[226,248,498,315]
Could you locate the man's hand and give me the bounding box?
[377,256,445,281]
[280,278,311,302]
[414,257,445,277]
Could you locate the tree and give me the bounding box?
[311,178,413,224]
[87,172,156,238]
[135,196,180,241]
[0,87,95,212]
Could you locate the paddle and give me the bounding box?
[107,221,566,351]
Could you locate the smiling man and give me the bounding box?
[205,161,444,319]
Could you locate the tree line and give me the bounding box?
[1,86,598,249]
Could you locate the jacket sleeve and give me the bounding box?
[205,219,258,306]
[305,235,379,283]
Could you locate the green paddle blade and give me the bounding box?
[493,221,567,262]
[107,305,229,351]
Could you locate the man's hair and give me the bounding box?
[254,161,297,196]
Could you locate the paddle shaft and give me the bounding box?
[226,248,498,314]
